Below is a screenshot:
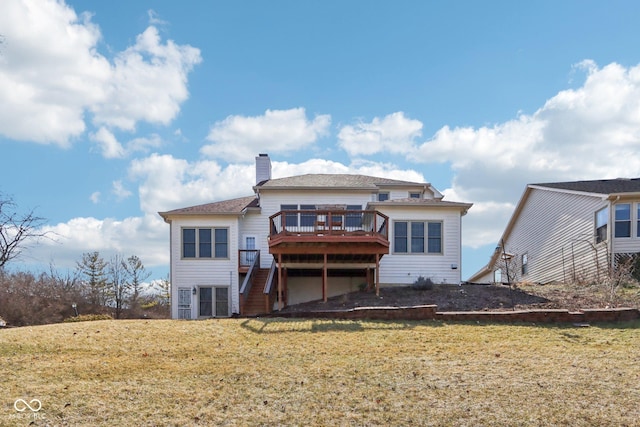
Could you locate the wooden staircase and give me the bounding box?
[242,268,272,316]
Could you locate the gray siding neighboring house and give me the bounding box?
[469,178,640,285]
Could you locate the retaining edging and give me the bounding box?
[272,305,640,324]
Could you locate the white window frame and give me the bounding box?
[637,203,640,238]
[182,227,229,259]
[614,203,631,238]
[393,220,443,255]
[197,286,230,318]
[595,207,608,244]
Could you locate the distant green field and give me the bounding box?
[1,318,639,426]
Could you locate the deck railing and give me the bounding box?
[268,209,388,239]
[239,249,259,270]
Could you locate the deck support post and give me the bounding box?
[283,267,288,306]
[323,253,328,302]
[375,254,380,296]
[277,254,283,311]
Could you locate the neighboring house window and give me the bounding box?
[637,204,640,237]
[615,204,631,238]
[494,269,502,284]
[182,228,228,259]
[521,253,528,276]
[346,204,362,228]
[409,192,421,198]
[394,221,442,254]
[378,192,389,202]
[198,286,230,317]
[281,204,298,227]
[595,207,608,243]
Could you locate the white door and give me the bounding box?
[178,288,192,319]
[243,235,257,264]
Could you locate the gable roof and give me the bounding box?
[158,195,258,220]
[532,178,640,195]
[256,174,429,190]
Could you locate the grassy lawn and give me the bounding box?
[1,318,639,426]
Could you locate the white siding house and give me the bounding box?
[160,154,472,318]
[469,178,640,285]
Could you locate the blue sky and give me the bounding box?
[3,0,640,281]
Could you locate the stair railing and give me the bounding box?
[239,250,260,315]
[263,259,278,313]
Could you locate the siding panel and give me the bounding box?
[499,189,609,284]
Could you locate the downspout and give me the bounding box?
[609,196,620,276]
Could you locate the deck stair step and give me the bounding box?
[243,269,271,316]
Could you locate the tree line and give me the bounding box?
[0,193,170,326]
[0,252,169,327]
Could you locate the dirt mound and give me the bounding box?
[281,283,640,313]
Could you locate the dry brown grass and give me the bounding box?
[1,318,639,426]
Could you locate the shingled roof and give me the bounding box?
[532,178,640,195]
[159,195,258,218]
[256,174,428,189]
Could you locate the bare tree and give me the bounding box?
[123,255,151,314]
[107,254,130,319]
[0,194,48,268]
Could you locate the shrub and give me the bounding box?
[64,314,113,323]
[411,276,434,290]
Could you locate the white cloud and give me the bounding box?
[338,112,423,156]
[91,26,202,130]
[273,158,426,184]
[90,192,101,204]
[91,127,125,158]
[128,134,163,153]
[112,180,132,201]
[90,128,163,159]
[147,9,168,26]
[411,61,640,248]
[30,213,168,271]
[0,0,201,146]
[202,108,331,162]
[0,0,108,145]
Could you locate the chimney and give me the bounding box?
[255,154,272,184]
